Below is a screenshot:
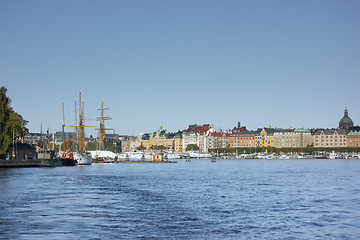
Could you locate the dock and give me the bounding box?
[0,159,63,168]
[93,159,177,164]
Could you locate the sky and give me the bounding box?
[1,0,360,136]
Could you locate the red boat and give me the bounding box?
[61,139,77,166]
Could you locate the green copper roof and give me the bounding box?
[348,131,360,136]
[294,129,310,133]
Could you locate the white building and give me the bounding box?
[182,124,214,152]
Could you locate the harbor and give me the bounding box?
[2,90,359,169]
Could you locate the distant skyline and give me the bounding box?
[1,0,359,136]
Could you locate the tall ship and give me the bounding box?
[62,92,93,165]
[73,92,93,165]
[92,100,113,161]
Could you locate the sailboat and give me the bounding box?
[61,92,93,165]
[93,100,113,161]
[73,92,93,165]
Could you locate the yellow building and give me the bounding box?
[174,136,183,153]
[140,126,182,152]
[255,128,274,147]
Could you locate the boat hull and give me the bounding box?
[73,153,92,165]
[61,158,77,166]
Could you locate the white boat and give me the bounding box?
[188,151,212,159]
[166,153,182,159]
[329,152,337,159]
[118,152,150,160]
[89,150,117,160]
[73,152,92,165]
[279,154,290,159]
[347,154,359,159]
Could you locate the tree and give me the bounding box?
[0,87,11,158]
[0,86,28,158]
[137,145,146,151]
[186,144,199,151]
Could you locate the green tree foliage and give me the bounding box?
[186,144,199,151]
[0,87,11,158]
[136,145,146,151]
[150,145,166,151]
[0,86,28,158]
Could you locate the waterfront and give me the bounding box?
[1,159,360,239]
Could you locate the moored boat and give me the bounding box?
[73,152,92,165]
[61,140,77,166]
[188,151,212,159]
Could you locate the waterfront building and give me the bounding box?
[182,124,214,152]
[255,128,274,147]
[54,131,76,141]
[124,134,141,151]
[273,129,313,148]
[339,107,354,130]
[24,132,50,145]
[118,135,137,152]
[174,134,183,153]
[232,122,246,133]
[313,129,347,148]
[97,133,122,151]
[207,132,231,149]
[229,131,256,148]
[140,126,182,152]
[8,142,38,160]
[346,131,360,147]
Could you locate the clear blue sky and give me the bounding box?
[1,0,359,136]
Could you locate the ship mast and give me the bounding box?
[75,100,78,151]
[62,101,66,153]
[78,92,85,152]
[63,92,95,153]
[96,100,112,151]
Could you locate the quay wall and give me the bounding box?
[0,159,63,168]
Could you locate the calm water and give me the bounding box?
[1,159,360,239]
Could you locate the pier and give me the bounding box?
[0,159,63,168]
[93,159,177,164]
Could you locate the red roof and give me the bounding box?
[232,127,246,133]
[210,132,231,137]
[185,124,211,134]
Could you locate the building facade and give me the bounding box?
[272,129,313,148]
[207,132,231,149]
[346,131,360,147]
[229,131,256,148]
[182,124,214,152]
[140,126,182,152]
[313,129,347,148]
[174,135,183,152]
[255,128,274,147]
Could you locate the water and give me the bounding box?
[1,159,360,239]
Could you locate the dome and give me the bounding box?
[339,108,354,129]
